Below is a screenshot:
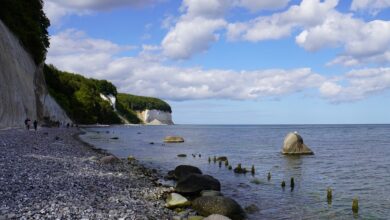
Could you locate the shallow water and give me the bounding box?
[81,124,390,219]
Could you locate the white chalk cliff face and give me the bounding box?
[0,20,71,128]
[137,109,174,125]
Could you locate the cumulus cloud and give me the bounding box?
[296,13,390,65]
[47,29,390,103]
[350,0,390,14]
[320,68,390,102]
[47,29,325,101]
[44,0,158,24]
[235,0,291,12]
[227,0,338,41]
[227,0,390,66]
[161,0,228,59]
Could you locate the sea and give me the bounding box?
[80,124,390,220]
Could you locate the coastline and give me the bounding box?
[0,127,174,219]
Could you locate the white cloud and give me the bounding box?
[351,0,390,14]
[235,0,291,12]
[162,17,226,59]
[297,12,390,65]
[320,68,390,102]
[227,0,339,41]
[44,0,158,25]
[47,29,390,103]
[47,29,325,101]
[226,0,390,66]
[161,0,228,59]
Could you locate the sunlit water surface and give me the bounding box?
[80,124,390,219]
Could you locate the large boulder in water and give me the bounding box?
[167,165,202,180]
[192,196,246,220]
[175,173,221,195]
[282,132,313,155]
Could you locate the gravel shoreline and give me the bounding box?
[0,127,174,219]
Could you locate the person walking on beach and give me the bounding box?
[24,118,31,130]
[33,120,38,131]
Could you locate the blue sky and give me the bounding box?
[44,0,390,124]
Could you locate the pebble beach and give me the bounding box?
[0,127,174,219]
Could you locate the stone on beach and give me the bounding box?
[175,174,221,195]
[0,128,174,219]
[165,193,190,208]
[167,165,202,180]
[203,214,232,220]
[281,132,313,155]
[164,136,185,143]
[201,190,223,197]
[192,196,245,220]
[99,155,121,164]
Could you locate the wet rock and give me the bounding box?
[110,137,119,140]
[200,190,223,197]
[192,196,245,220]
[169,165,202,180]
[175,174,221,195]
[164,136,184,143]
[177,154,187,158]
[233,164,247,174]
[166,193,190,208]
[282,132,313,155]
[99,155,121,164]
[188,216,205,220]
[216,156,228,161]
[203,214,231,220]
[244,204,259,214]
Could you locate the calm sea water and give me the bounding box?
[80,124,390,220]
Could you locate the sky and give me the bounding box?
[43,0,390,124]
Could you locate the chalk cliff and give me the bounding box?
[137,109,174,125]
[0,20,71,128]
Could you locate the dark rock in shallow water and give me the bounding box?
[217,156,228,161]
[233,164,247,174]
[177,154,187,157]
[110,137,119,140]
[168,165,202,180]
[175,174,220,195]
[244,204,259,214]
[192,196,245,220]
[99,155,121,164]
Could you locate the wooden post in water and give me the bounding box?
[327,187,332,203]
[290,177,295,188]
[352,197,359,213]
[281,181,286,188]
[251,165,255,175]
[225,160,229,167]
[267,172,271,181]
[208,157,211,163]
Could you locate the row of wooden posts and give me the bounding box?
[207,156,359,214]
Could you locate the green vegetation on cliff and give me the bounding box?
[116,93,172,113]
[44,65,172,124]
[0,0,50,64]
[44,64,121,124]
[115,93,172,124]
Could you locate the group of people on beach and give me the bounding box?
[24,118,38,131]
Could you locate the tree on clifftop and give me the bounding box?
[0,0,50,64]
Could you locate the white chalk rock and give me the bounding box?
[282,132,313,155]
[165,193,190,208]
